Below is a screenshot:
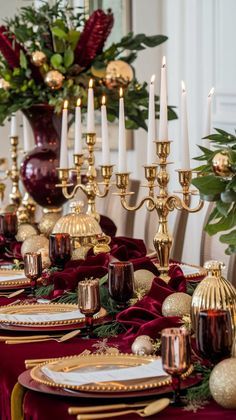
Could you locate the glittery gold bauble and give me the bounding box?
[0,78,10,90]
[44,70,64,90]
[212,151,233,177]
[71,246,91,260]
[131,335,154,356]
[21,234,49,257]
[105,60,134,89]
[16,223,38,242]
[134,269,155,293]
[38,212,61,237]
[31,51,47,67]
[209,358,236,409]
[37,247,51,269]
[162,292,192,317]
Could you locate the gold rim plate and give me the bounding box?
[30,353,193,393]
[0,268,29,287]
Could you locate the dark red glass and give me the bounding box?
[108,261,134,308]
[49,233,71,268]
[196,309,233,363]
[0,212,17,239]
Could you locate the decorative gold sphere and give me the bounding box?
[0,78,10,90]
[134,269,155,293]
[212,151,233,177]
[131,335,154,356]
[16,223,38,242]
[21,234,49,257]
[38,212,61,237]
[31,51,47,67]
[105,60,134,89]
[44,70,64,90]
[162,292,192,317]
[209,358,236,409]
[37,247,51,269]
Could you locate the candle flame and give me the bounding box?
[208,87,215,97]
[77,98,81,107]
[63,100,68,109]
[102,95,106,105]
[89,79,93,88]
[162,56,166,67]
[181,80,186,93]
[151,74,155,84]
[119,87,123,98]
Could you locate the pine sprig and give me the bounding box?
[93,320,126,338]
[186,363,212,407]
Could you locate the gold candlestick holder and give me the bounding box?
[56,133,113,222]
[6,135,22,209]
[115,140,203,282]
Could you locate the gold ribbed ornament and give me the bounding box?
[162,292,192,317]
[191,260,236,331]
[209,358,236,409]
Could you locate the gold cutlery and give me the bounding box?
[5,329,81,344]
[0,334,62,341]
[68,400,156,415]
[0,289,25,298]
[76,399,170,419]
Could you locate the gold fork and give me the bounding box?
[5,329,81,344]
[0,289,25,298]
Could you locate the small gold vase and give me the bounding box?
[191,260,236,332]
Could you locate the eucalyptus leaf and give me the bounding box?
[64,47,74,68]
[51,26,67,40]
[50,53,63,68]
[19,50,27,69]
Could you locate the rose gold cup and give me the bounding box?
[78,279,101,337]
[24,252,42,297]
[161,327,191,405]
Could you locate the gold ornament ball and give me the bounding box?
[134,269,155,293]
[16,223,38,242]
[37,247,51,269]
[38,212,61,237]
[131,335,154,356]
[44,70,64,90]
[21,234,49,257]
[105,60,134,89]
[0,78,10,90]
[212,151,233,177]
[209,358,236,409]
[162,292,192,317]
[31,51,47,67]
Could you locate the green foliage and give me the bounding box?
[186,363,212,409]
[192,128,236,254]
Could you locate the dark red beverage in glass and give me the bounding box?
[108,261,134,308]
[49,233,71,268]
[0,212,17,239]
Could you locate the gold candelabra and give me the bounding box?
[57,133,113,221]
[115,140,204,282]
[5,135,22,208]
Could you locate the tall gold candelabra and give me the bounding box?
[115,140,204,282]
[6,135,22,208]
[57,133,113,221]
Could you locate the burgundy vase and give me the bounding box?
[20,104,69,209]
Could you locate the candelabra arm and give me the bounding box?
[165,194,204,213]
[120,195,156,212]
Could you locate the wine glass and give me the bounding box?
[161,327,191,405]
[78,279,101,337]
[49,233,71,269]
[24,252,42,297]
[196,309,233,364]
[0,212,17,240]
[108,261,134,309]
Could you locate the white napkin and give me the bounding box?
[42,359,167,387]
[180,264,200,276]
[0,309,84,323]
[0,273,26,283]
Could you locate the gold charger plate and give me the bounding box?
[0,303,107,326]
[30,353,193,393]
[0,268,29,287]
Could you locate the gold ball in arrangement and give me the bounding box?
[37,247,51,269]
[44,70,64,90]
[131,335,154,356]
[38,212,61,238]
[21,234,49,257]
[31,51,47,67]
[162,292,192,317]
[209,358,236,409]
[105,60,134,89]
[212,151,233,177]
[16,223,38,242]
[134,269,155,293]
[0,78,10,90]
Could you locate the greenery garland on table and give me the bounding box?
[192,128,236,254]
[0,0,177,129]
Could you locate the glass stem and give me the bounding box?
[172,375,181,405]
[85,315,94,338]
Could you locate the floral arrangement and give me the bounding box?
[0,0,176,129]
[192,129,236,254]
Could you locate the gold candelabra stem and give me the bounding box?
[7,136,22,208]
[115,140,204,282]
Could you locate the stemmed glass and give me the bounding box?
[49,233,71,269]
[108,261,134,309]
[24,252,42,297]
[78,279,101,337]
[196,309,233,364]
[0,212,17,240]
[161,327,191,405]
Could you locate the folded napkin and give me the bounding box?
[42,358,167,387]
[117,264,186,340]
[0,309,84,324]
[0,273,26,283]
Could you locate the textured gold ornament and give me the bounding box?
[31,51,47,67]
[71,246,91,260]
[93,235,111,255]
[38,212,61,237]
[16,223,38,242]
[191,260,236,331]
[209,358,236,409]
[37,247,51,269]
[131,335,154,356]
[0,78,10,90]
[105,60,134,89]
[44,70,64,90]
[21,234,49,257]
[134,269,155,293]
[212,151,233,177]
[162,292,192,317]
